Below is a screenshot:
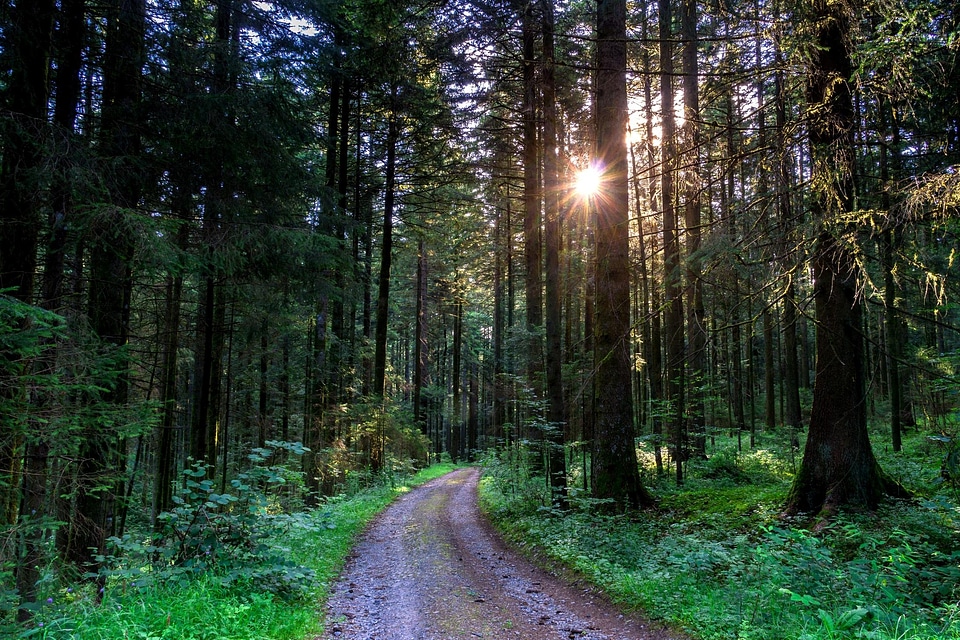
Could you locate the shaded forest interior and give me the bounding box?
[1,0,959,634]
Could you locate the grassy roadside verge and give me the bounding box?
[477,440,960,640]
[20,463,459,640]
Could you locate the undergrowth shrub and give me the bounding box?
[479,435,960,640]
[478,449,550,518]
[697,447,754,484]
[100,441,318,601]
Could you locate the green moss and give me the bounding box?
[659,484,787,520]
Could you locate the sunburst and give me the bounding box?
[574,164,603,199]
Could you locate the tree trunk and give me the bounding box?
[326,24,347,422]
[660,0,685,484]
[44,0,86,313]
[192,276,217,465]
[258,319,269,448]
[731,284,746,439]
[359,101,373,397]
[373,95,399,398]
[468,361,479,459]
[0,0,55,302]
[413,240,429,433]
[0,0,56,530]
[280,334,291,444]
[451,299,463,461]
[190,0,232,472]
[493,197,507,445]
[70,0,145,581]
[782,279,802,441]
[879,100,905,452]
[629,118,655,462]
[53,0,86,132]
[541,0,567,504]
[764,308,776,430]
[592,0,652,509]
[155,267,184,517]
[303,314,321,503]
[775,34,803,440]
[15,438,49,622]
[682,0,706,460]
[154,170,191,517]
[784,0,905,515]
[5,0,61,618]
[638,8,664,475]
[521,0,544,467]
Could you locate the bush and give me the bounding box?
[478,435,960,640]
[101,442,317,601]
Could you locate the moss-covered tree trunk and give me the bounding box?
[784,0,905,515]
[786,234,902,513]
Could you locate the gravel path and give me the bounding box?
[322,467,681,640]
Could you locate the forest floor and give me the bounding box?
[321,467,680,640]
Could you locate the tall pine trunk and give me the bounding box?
[784,0,905,515]
[73,0,145,581]
[592,0,652,509]
[0,0,56,536]
[6,0,66,618]
[541,0,567,504]
[373,95,399,398]
[775,29,803,440]
[879,99,908,451]
[452,299,463,460]
[638,7,664,475]
[521,0,544,466]
[682,0,706,459]
[413,240,429,434]
[660,0,685,483]
[492,196,507,445]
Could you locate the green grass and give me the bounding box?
[479,433,960,640]
[33,579,321,640]
[15,462,460,640]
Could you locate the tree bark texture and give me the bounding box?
[775,39,803,436]
[592,0,651,509]
[785,0,905,515]
[69,0,146,577]
[682,0,706,459]
[541,0,567,503]
[0,0,55,302]
[414,241,429,433]
[452,299,463,461]
[522,0,544,398]
[0,0,56,615]
[660,0,685,484]
[373,103,399,398]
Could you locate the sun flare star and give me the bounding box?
[574,164,602,198]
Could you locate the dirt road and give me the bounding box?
[322,467,679,640]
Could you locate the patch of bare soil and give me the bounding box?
[321,467,682,640]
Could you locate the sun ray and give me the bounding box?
[574,164,603,198]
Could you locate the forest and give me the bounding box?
[0,0,958,637]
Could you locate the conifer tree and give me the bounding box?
[592,0,652,509]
